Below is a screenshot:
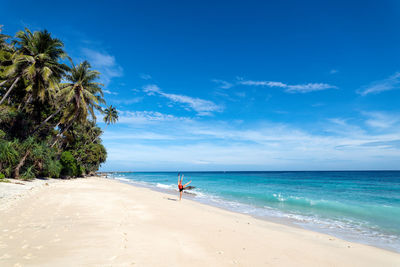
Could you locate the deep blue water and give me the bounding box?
[110,171,400,252]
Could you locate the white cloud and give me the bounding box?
[238,80,287,87]
[143,84,162,95]
[143,84,223,116]
[358,72,400,96]
[101,111,400,171]
[140,73,152,80]
[111,97,143,105]
[117,110,191,124]
[81,48,123,86]
[103,89,118,95]
[363,111,400,129]
[285,83,336,93]
[237,78,337,93]
[212,79,234,89]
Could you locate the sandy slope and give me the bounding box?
[0,177,399,267]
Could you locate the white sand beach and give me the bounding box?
[1,177,400,266]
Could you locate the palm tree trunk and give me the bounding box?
[51,111,78,148]
[51,122,72,148]
[0,79,9,87]
[18,95,32,111]
[0,76,20,105]
[14,150,30,178]
[31,106,63,135]
[90,124,108,144]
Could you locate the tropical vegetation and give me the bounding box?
[0,26,118,180]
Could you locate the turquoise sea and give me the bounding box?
[110,171,400,252]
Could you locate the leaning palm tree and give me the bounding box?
[0,28,68,106]
[52,60,105,147]
[92,105,118,143]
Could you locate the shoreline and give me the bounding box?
[1,176,399,266]
[109,175,400,254]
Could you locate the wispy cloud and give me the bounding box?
[212,79,234,89]
[101,110,400,171]
[118,110,191,124]
[103,89,118,95]
[81,48,123,86]
[143,84,223,115]
[363,111,400,129]
[140,73,152,80]
[330,69,338,74]
[111,97,143,105]
[285,83,336,93]
[358,72,400,96]
[238,80,287,87]
[237,78,337,93]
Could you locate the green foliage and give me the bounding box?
[0,173,5,179]
[0,26,113,179]
[103,105,118,125]
[0,138,19,176]
[75,143,107,173]
[78,165,85,177]
[60,151,78,177]
[20,166,35,180]
[43,158,62,178]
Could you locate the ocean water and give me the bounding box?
[109,171,400,252]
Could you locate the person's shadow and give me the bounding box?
[164,197,178,201]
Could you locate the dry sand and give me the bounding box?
[0,176,399,267]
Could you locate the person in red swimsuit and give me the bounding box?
[177,173,192,201]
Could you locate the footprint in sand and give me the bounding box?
[0,253,11,260]
[23,253,33,259]
[109,255,117,261]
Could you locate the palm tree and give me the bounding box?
[0,28,68,106]
[13,137,35,178]
[92,105,118,142]
[52,60,105,147]
[0,25,9,50]
[103,105,118,126]
[0,27,14,90]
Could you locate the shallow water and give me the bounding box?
[110,171,400,252]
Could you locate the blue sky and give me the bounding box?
[3,0,400,171]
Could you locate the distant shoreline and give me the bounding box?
[99,170,400,174]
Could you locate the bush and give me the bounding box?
[0,173,5,179]
[60,151,78,177]
[78,165,85,177]
[20,166,35,180]
[44,159,62,178]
